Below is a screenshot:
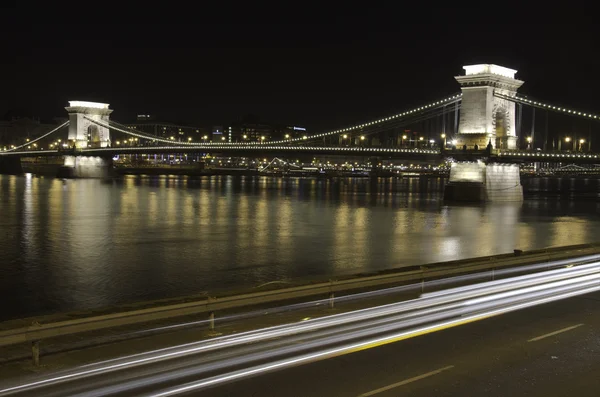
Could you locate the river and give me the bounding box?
[1,174,599,321]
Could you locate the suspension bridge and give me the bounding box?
[2,64,600,200]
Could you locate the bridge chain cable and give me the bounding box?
[494,92,600,122]
[349,104,461,139]
[3,121,70,153]
[263,94,463,146]
[89,95,462,148]
[84,117,202,146]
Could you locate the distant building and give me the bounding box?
[224,115,308,143]
[126,115,210,143]
[211,126,225,142]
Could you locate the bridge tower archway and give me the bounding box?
[87,125,102,148]
[64,101,113,149]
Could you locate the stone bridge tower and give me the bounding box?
[455,64,524,150]
[65,101,113,148]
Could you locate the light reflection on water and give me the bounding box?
[0,174,599,321]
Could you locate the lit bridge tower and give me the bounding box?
[65,101,113,149]
[455,64,523,150]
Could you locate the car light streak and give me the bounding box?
[1,261,600,396]
[146,283,600,396]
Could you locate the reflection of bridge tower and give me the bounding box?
[455,64,524,150]
[65,101,113,148]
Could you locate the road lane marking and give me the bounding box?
[357,365,454,397]
[528,323,584,342]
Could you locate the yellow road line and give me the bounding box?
[528,324,584,342]
[358,365,454,397]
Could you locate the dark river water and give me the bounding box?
[1,174,600,321]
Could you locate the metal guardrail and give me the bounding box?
[1,244,599,364]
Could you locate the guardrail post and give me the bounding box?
[329,292,335,309]
[208,312,215,331]
[32,341,40,367]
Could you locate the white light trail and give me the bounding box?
[1,258,599,396]
[146,282,600,396]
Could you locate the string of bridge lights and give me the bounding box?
[81,145,440,155]
[85,117,201,146]
[90,94,463,147]
[265,93,463,145]
[496,93,600,121]
[3,121,70,152]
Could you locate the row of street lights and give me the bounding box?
[524,136,588,151]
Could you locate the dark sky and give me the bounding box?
[3,4,599,132]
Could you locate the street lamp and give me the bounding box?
[401,134,407,147]
[243,134,247,139]
[526,136,532,150]
[579,138,585,151]
[261,136,265,142]
[285,134,290,139]
[188,137,192,142]
[441,133,447,149]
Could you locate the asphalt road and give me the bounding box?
[199,291,600,397]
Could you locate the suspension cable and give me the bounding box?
[89,95,462,147]
[494,92,600,121]
[4,121,70,152]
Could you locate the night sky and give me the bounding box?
[4,4,599,132]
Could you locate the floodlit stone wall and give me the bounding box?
[448,162,486,183]
[485,163,523,201]
[63,156,111,178]
[445,162,523,202]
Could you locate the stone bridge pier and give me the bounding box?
[58,156,113,178]
[443,161,523,202]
